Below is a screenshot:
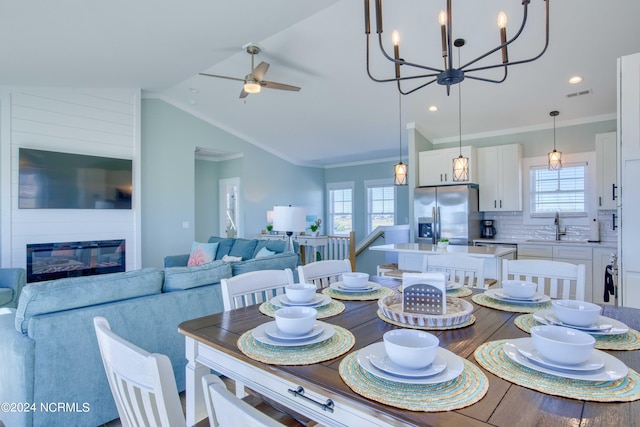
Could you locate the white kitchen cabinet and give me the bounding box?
[418,146,476,186]
[592,248,618,306]
[477,144,522,211]
[595,132,617,210]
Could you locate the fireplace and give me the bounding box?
[26,240,126,283]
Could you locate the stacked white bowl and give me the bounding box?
[274,307,317,336]
[530,325,595,365]
[285,283,316,303]
[552,300,602,327]
[502,280,537,298]
[383,329,439,370]
[342,272,369,288]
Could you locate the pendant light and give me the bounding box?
[452,40,469,182]
[394,92,408,186]
[548,110,562,170]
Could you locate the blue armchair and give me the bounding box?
[0,268,26,308]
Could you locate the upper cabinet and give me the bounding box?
[595,132,617,210]
[418,146,476,186]
[477,144,523,211]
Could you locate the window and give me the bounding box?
[529,162,587,217]
[365,179,395,233]
[327,182,354,235]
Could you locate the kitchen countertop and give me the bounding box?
[472,238,617,249]
[370,243,517,257]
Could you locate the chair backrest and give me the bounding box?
[297,259,352,289]
[93,317,185,427]
[201,374,285,427]
[502,259,586,300]
[220,269,294,311]
[422,254,488,289]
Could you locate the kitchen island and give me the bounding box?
[369,243,517,283]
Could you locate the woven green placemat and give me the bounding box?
[472,293,552,313]
[339,352,488,411]
[322,286,395,301]
[238,325,354,365]
[514,314,640,351]
[474,340,640,402]
[377,310,476,330]
[259,300,345,319]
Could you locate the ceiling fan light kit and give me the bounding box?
[199,44,301,98]
[363,0,550,95]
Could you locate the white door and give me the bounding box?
[219,178,241,238]
[618,52,640,308]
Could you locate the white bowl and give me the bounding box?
[342,272,369,288]
[530,325,595,365]
[552,299,602,327]
[274,307,317,336]
[502,280,537,299]
[383,329,439,370]
[285,283,316,303]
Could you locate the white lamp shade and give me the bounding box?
[548,150,562,170]
[273,206,306,233]
[452,155,469,181]
[266,210,274,223]
[394,162,408,186]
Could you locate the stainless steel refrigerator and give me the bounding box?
[414,184,481,245]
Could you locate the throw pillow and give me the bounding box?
[187,242,219,266]
[221,254,242,262]
[255,247,275,258]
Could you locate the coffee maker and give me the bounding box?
[481,220,496,239]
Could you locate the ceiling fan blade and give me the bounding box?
[239,89,249,99]
[199,73,245,82]
[252,61,270,81]
[261,80,301,92]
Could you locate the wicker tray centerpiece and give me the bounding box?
[378,294,474,328]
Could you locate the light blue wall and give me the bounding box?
[194,159,219,242]
[141,99,325,267]
[324,161,410,243]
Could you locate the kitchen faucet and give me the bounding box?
[554,212,566,241]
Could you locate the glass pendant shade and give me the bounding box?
[452,155,469,181]
[394,161,408,186]
[548,149,562,170]
[243,81,261,93]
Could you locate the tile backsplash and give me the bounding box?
[482,210,618,243]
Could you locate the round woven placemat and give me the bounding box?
[472,293,552,313]
[514,314,640,351]
[238,325,354,365]
[377,310,476,330]
[339,352,488,411]
[322,286,395,301]
[398,286,473,298]
[259,300,345,319]
[474,340,640,402]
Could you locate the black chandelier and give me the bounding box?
[364,0,550,95]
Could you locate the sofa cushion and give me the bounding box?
[229,238,258,260]
[0,288,12,306]
[163,261,231,292]
[15,268,164,334]
[255,247,276,258]
[207,237,234,260]
[252,240,286,257]
[187,241,219,266]
[231,252,299,276]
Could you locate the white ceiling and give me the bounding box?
[2,1,639,167]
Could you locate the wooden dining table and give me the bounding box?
[178,277,640,427]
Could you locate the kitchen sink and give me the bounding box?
[525,239,589,244]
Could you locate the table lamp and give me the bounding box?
[273,206,306,253]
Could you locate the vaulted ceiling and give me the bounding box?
[2,1,638,166]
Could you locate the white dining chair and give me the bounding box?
[93,317,185,427]
[297,259,352,289]
[220,268,294,311]
[422,254,489,289]
[202,374,286,427]
[502,259,586,300]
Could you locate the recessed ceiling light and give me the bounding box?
[428,105,438,112]
[569,76,583,84]
[189,88,199,93]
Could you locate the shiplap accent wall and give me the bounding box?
[0,88,141,270]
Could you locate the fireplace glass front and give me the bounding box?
[26,240,126,283]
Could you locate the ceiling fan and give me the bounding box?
[199,44,301,99]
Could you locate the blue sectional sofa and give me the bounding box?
[0,237,299,427]
[0,268,26,308]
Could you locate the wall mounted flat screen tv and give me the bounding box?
[19,148,133,209]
